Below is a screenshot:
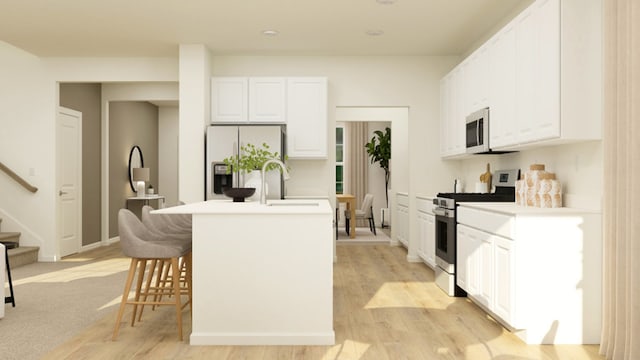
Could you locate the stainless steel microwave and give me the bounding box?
[466,108,490,154]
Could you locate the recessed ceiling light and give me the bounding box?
[262,30,279,36]
[376,0,396,4]
[366,30,384,36]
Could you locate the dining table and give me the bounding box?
[336,194,356,238]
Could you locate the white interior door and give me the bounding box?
[57,106,82,258]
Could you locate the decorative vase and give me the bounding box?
[243,170,266,201]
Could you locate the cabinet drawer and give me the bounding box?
[416,198,433,214]
[457,206,515,239]
[396,193,409,207]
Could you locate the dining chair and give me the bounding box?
[345,193,377,235]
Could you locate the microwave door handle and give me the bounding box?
[476,120,481,146]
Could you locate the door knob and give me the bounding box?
[59,190,68,196]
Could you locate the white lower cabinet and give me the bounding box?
[395,194,409,248]
[493,236,515,325]
[456,204,602,344]
[416,198,435,269]
[457,224,501,311]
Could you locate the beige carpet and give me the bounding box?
[0,245,130,360]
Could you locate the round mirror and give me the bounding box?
[128,145,144,192]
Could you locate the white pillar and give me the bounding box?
[178,44,211,202]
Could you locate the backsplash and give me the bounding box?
[459,141,603,211]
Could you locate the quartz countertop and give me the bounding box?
[152,199,332,215]
[458,202,601,215]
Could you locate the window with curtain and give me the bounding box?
[336,126,344,194]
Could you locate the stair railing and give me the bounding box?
[0,161,38,193]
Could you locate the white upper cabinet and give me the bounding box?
[211,77,286,124]
[488,21,517,148]
[248,78,286,123]
[496,0,601,149]
[286,77,328,159]
[440,0,602,156]
[439,67,466,158]
[211,77,248,123]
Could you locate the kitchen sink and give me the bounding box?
[267,202,319,207]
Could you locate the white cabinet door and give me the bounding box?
[451,66,466,156]
[532,0,560,141]
[211,77,248,123]
[397,205,409,247]
[440,65,466,158]
[494,236,516,326]
[425,213,436,268]
[416,211,436,269]
[286,77,328,159]
[439,75,451,156]
[466,226,481,298]
[514,6,537,144]
[477,231,494,309]
[417,211,427,261]
[249,78,286,123]
[466,44,490,113]
[514,0,561,145]
[489,22,517,148]
[456,224,471,291]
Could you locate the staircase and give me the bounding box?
[0,218,39,268]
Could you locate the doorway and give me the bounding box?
[56,106,82,258]
[335,107,409,243]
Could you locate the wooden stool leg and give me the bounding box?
[136,259,158,322]
[130,259,147,326]
[171,257,183,341]
[112,259,138,341]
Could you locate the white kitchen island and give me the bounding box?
[153,199,335,346]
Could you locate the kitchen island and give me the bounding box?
[153,199,335,346]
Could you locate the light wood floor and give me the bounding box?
[44,243,603,359]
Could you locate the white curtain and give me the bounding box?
[347,122,369,221]
[601,0,640,358]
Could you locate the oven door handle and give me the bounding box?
[433,208,448,217]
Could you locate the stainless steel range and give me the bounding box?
[433,169,519,297]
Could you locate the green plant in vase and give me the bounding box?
[222,143,287,174]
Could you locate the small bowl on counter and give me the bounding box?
[222,187,256,202]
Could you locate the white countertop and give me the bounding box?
[152,199,332,215]
[458,202,601,215]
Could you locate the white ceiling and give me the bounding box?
[1,0,532,57]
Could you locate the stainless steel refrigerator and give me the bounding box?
[206,125,285,200]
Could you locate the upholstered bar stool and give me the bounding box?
[139,205,191,317]
[113,209,192,341]
[141,205,191,236]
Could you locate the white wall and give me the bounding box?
[458,141,603,211]
[159,106,180,206]
[0,41,52,259]
[1,40,179,260]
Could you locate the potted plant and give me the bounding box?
[222,142,285,174]
[365,127,391,207]
[222,143,287,201]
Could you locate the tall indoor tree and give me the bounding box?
[365,127,391,207]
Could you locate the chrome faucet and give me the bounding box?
[260,159,290,205]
